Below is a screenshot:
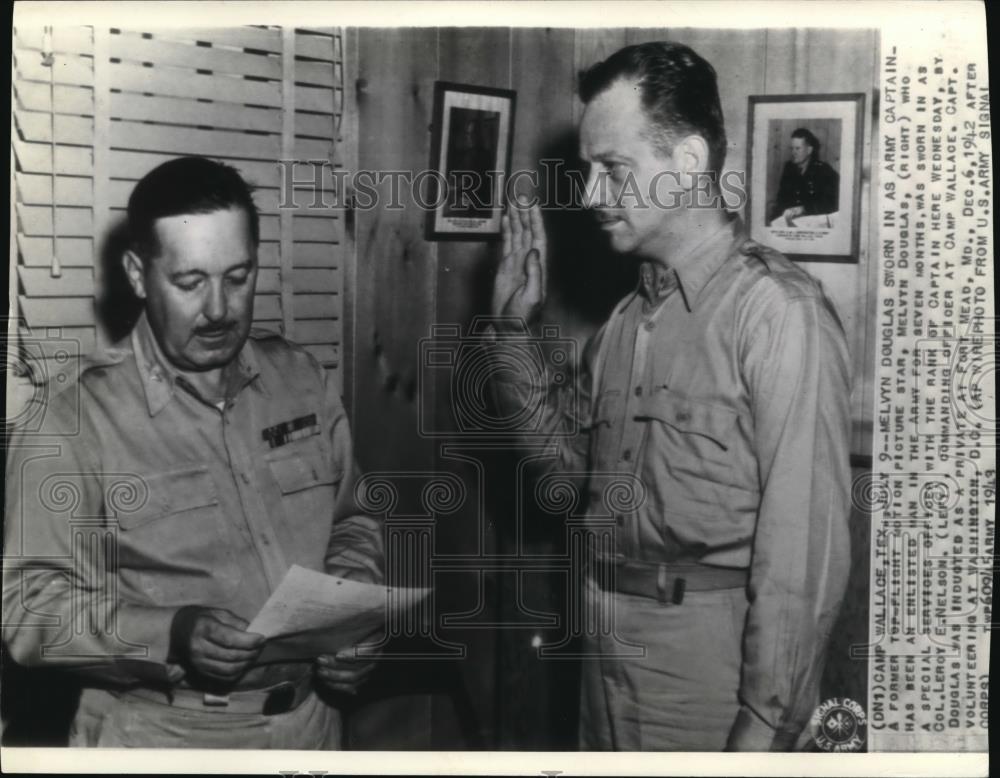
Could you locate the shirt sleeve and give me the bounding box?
[487,324,601,485]
[2,400,183,685]
[726,291,852,751]
[320,369,385,586]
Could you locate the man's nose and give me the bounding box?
[202,281,228,322]
[583,169,607,209]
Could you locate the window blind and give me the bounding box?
[12,24,346,390]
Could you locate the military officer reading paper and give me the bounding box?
[3,157,384,748]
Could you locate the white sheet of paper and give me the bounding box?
[247,565,430,663]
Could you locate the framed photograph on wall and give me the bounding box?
[426,81,516,241]
[747,93,865,262]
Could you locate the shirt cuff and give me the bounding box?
[725,705,782,751]
[119,601,181,665]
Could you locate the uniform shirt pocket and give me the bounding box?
[634,387,740,518]
[265,439,342,568]
[114,465,241,606]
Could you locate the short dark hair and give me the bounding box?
[578,41,727,173]
[791,127,821,158]
[127,156,260,259]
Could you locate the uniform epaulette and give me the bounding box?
[737,238,784,271]
[78,345,128,375]
[249,327,284,340]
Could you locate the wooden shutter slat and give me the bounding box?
[19,296,94,327]
[15,82,94,115]
[109,120,281,160]
[254,294,282,320]
[13,137,93,175]
[294,60,335,88]
[109,33,282,80]
[20,267,95,297]
[255,268,281,293]
[292,267,341,294]
[18,174,94,207]
[292,294,338,319]
[18,236,94,268]
[17,204,94,237]
[15,26,93,56]
[107,149,279,187]
[14,50,94,87]
[294,32,335,61]
[293,84,335,114]
[162,27,283,54]
[258,243,279,266]
[110,62,282,107]
[109,92,282,134]
[303,343,339,366]
[291,243,340,267]
[294,112,334,138]
[294,320,338,345]
[16,111,94,145]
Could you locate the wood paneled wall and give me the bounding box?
[350,26,878,749]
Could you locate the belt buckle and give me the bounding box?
[656,565,686,605]
[202,692,230,707]
[262,682,296,716]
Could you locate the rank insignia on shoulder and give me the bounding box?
[262,413,320,448]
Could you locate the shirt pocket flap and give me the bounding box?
[635,388,737,450]
[117,466,219,530]
[268,450,342,495]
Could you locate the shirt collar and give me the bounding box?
[131,313,264,416]
[643,213,744,313]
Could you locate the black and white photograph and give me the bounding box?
[2,2,992,776]
[426,81,515,239]
[747,93,865,261]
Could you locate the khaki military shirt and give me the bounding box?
[492,215,852,747]
[3,314,383,690]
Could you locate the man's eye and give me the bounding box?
[609,163,628,180]
[176,279,201,292]
[226,273,249,286]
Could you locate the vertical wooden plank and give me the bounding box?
[433,25,512,750]
[279,28,296,342]
[91,26,111,351]
[573,28,627,123]
[348,26,440,748]
[339,26,359,413]
[510,28,576,178]
[763,28,796,94]
[503,27,583,750]
[436,28,512,336]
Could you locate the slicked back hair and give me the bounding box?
[791,127,822,160]
[578,41,728,174]
[127,156,260,261]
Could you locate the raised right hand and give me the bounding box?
[491,197,548,326]
[170,606,266,684]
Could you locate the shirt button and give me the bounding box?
[240,472,250,484]
[644,321,656,331]
[622,449,632,462]
[634,386,643,397]
[676,411,690,423]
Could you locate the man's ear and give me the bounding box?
[122,250,147,299]
[672,135,711,190]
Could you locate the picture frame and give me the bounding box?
[746,93,865,262]
[426,81,516,241]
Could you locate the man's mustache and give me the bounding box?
[193,323,237,337]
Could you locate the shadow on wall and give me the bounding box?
[96,217,144,343]
[536,129,640,335]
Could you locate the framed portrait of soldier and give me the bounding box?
[426,81,516,241]
[747,93,865,262]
